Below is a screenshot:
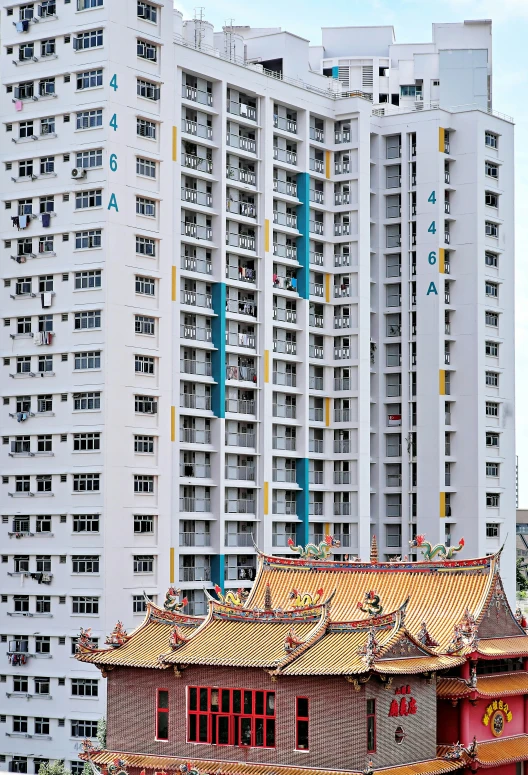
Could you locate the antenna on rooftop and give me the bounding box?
[193,7,205,49]
[224,18,236,61]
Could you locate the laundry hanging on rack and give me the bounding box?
[41,212,51,228]
[11,216,20,229]
[15,100,23,112]
[18,215,28,230]
[41,292,52,308]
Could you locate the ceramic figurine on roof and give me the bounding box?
[105,621,129,648]
[447,609,479,653]
[77,627,96,651]
[357,626,382,667]
[357,590,383,617]
[169,624,190,650]
[287,534,340,559]
[288,588,323,608]
[108,759,128,775]
[179,763,199,775]
[443,741,464,761]
[417,621,439,648]
[214,584,249,606]
[409,534,465,560]
[164,587,188,612]
[80,738,99,755]
[284,625,305,652]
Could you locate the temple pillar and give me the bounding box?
[460,698,470,747]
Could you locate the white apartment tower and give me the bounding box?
[0,3,515,770]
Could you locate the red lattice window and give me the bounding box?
[295,697,309,750]
[156,688,169,740]
[367,698,376,752]
[187,686,275,748]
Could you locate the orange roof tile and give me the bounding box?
[436,678,470,699]
[477,636,528,657]
[471,734,528,766]
[438,672,528,699]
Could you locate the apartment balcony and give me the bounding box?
[180,428,211,444]
[179,497,211,513]
[181,188,212,207]
[444,352,451,365]
[225,365,256,382]
[224,399,255,415]
[444,232,451,244]
[273,468,297,483]
[179,566,211,582]
[183,154,213,174]
[310,190,324,205]
[179,532,211,547]
[386,385,402,398]
[334,224,351,237]
[334,316,351,329]
[227,133,256,154]
[183,118,213,140]
[309,376,323,390]
[225,432,256,448]
[309,505,324,517]
[180,394,211,410]
[310,471,324,485]
[334,347,351,360]
[272,437,296,451]
[334,378,351,391]
[334,440,351,453]
[273,340,297,355]
[310,127,325,142]
[182,84,212,106]
[309,220,324,236]
[274,147,297,165]
[180,463,211,478]
[225,498,256,514]
[226,299,257,318]
[272,503,297,516]
[334,192,351,206]
[181,254,212,275]
[180,325,212,343]
[273,243,297,260]
[274,115,297,133]
[273,211,298,229]
[309,439,324,453]
[225,565,257,581]
[227,101,257,121]
[227,166,256,187]
[444,259,451,274]
[180,289,212,309]
[181,222,213,241]
[333,532,351,547]
[309,251,324,266]
[334,471,351,485]
[226,331,256,349]
[334,286,351,299]
[273,403,297,419]
[273,371,296,387]
[225,265,256,284]
[273,308,297,324]
[445,412,451,425]
[180,359,212,377]
[225,533,255,548]
[309,408,324,422]
[333,502,351,516]
[334,161,350,174]
[387,474,402,487]
[334,409,351,422]
[274,275,298,293]
[225,466,255,482]
[227,200,257,218]
[309,313,324,328]
[334,129,350,144]
[309,344,324,359]
[444,201,451,215]
[445,292,451,304]
[445,171,451,184]
[309,158,324,174]
[387,445,402,458]
[309,282,324,298]
[273,178,297,197]
[226,233,256,252]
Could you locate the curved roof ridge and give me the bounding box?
[272,603,331,674]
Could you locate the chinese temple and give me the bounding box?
[77,536,528,775]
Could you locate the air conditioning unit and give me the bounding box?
[71,167,86,179]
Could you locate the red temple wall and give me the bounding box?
[467,694,524,741]
[437,699,459,745]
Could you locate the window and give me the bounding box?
[486,191,498,208]
[14,716,28,734]
[17,317,32,335]
[73,515,100,533]
[485,161,498,178]
[36,516,52,533]
[37,435,52,453]
[137,157,156,177]
[17,357,31,374]
[138,0,158,22]
[76,109,103,130]
[74,30,103,50]
[76,69,103,90]
[485,252,498,268]
[40,117,55,136]
[400,85,416,97]
[73,433,101,452]
[39,276,54,293]
[135,395,157,414]
[71,678,98,697]
[134,555,154,573]
[71,719,98,737]
[18,159,33,177]
[36,475,52,493]
[486,523,499,537]
[73,473,100,492]
[41,38,56,56]
[14,676,29,694]
[74,351,101,370]
[134,515,154,534]
[187,686,276,747]
[39,78,55,97]
[367,699,376,752]
[14,596,30,613]
[35,636,50,654]
[485,221,498,238]
[72,598,99,616]
[486,371,499,387]
[135,315,155,335]
[74,310,101,330]
[75,230,102,249]
[40,157,55,175]
[136,276,155,295]
[386,524,401,548]
[485,132,498,149]
[295,697,309,750]
[74,392,101,410]
[19,121,34,139]
[486,402,499,417]
[35,596,51,614]
[134,435,154,453]
[78,0,104,8]
[14,556,30,573]
[486,462,499,477]
[72,555,99,573]
[133,594,148,613]
[486,432,499,447]
[137,118,157,139]
[34,677,50,695]
[136,197,156,217]
[75,270,102,289]
[486,493,500,508]
[75,190,102,210]
[137,79,160,101]
[156,689,169,740]
[135,355,155,374]
[76,149,103,169]
[486,281,498,298]
[134,475,154,493]
[137,39,158,61]
[486,311,498,327]
[136,235,156,255]
[39,195,54,215]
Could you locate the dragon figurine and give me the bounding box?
[105,621,128,648]
[288,534,340,560]
[108,760,128,775]
[358,626,382,668]
[169,624,190,651]
[284,626,304,652]
[164,587,188,612]
[214,584,249,607]
[180,763,200,775]
[409,534,465,561]
[289,588,323,608]
[77,627,96,651]
[417,621,439,648]
[357,590,383,617]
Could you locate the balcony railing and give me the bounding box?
[334,316,351,329]
[225,432,256,447]
[273,147,297,165]
[333,502,351,516]
[180,428,212,444]
[179,566,211,582]
[225,533,255,547]
[309,251,324,266]
[310,127,325,142]
[334,192,350,206]
[273,275,298,292]
[227,100,257,121]
[183,154,212,174]
[180,289,212,309]
[310,283,324,298]
[334,161,350,174]
[180,532,211,547]
[225,399,255,415]
[309,158,324,174]
[227,200,257,218]
[334,440,351,453]
[226,331,256,349]
[182,84,213,106]
[180,359,212,377]
[226,299,257,317]
[181,188,212,207]
[273,308,297,324]
[272,437,296,451]
[273,243,297,260]
[273,468,296,483]
[226,365,256,382]
[273,340,297,355]
[273,178,297,197]
[334,347,350,360]
[334,409,351,422]
[227,133,256,153]
[183,119,213,139]
[334,129,350,144]
[273,371,296,387]
[309,439,324,453]
[309,313,324,328]
[310,189,324,205]
[334,223,351,236]
[180,394,211,410]
[180,463,211,478]
[181,255,212,275]
[334,285,350,298]
[334,253,351,268]
[309,220,324,236]
[309,344,324,359]
[227,166,256,186]
[273,211,298,229]
[224,499,256,514]
[225,265,256,284]
[226,233,256,251]
[309,376,323,390]
[334,378,351,391]
[273,403,297,418]
[179,497,211,513]
[225,466,255,481]
[274,115,297,133]
[334,471,351,485]
[309,408,324,422]
[180,325,212,343]
[181,222,213,241]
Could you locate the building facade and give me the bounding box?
[0,2,515,770]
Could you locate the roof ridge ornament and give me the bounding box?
[264,582,273,611]
[105,621,129,648]
[358,625,382,667]
[77,627,96,652]
[357,590,383,617]
[289,587,324,609]
[164,587,188,612]
[409,533,465,561]
[447,608,479,653]
[214,584,249,607]
[169,624,190,651]
[417,621,439,648]
[370,535,378,563]
[443,741,464,761]
[287,534,341,560]
[284,625,305,652]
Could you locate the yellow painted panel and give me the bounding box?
[325,274,331,303]
[439,491,446,518]
[169,547,175,583]
[325,397,331,427]
[439,369,445,396]
[438,127,445,153]
[172,266,177,301]
[172,126,177,161]
[171,405,176,441]
[324,522,331,537]
[325,150,331,179]
[263,482,269,515]
[438,247,445,274]
[264,219,270,253]
[264,349,269,383]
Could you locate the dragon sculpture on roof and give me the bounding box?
[409,534,464,561]
[214,585,249,607]
[288,534,340,560]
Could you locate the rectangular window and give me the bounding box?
[135,315,155,335]
[137,157,156,177]
[75,270,102,289]
[486,371,499,387]
[134,475,154,493]
[76,110,103,130]
[486,523,499,537]
[486,191,498,208]
[486,402,499,417]
[367,699,376,753]
[75,190,102,210]
[137,118,157,139]
[71,719,98,737]
[74,30,103,50]
[485,311,498,327]
[136,276,155,295]
[35,636,50,654]
[73,392,101,411]
[71,598,99,616]
[135,395,157,414]
[74,351,101,370]
[136,235,156,255]
[73,473,100,492]
[137,39,157,61]
[75,230,102,249]
[19,121,34,139]
[135,355,155,374]
[76,149,103,169]
[40,156,55,175]
[156,689,169,740]
[137,78,160,101]
[187,686,275,748]
[134,435,154,453]
[485,132,498,149]
[74,310,101,330]
[400,85,416,97]
[35,717,50,736]
[485,221,498,238]
[72,555,100,573]
[134,515,154,534]
[35,596,51,614]
[486,493,500,508]
[485,252,498,268]
[40,117,55,136]
[76,69,103,90]
[133,594,148,613]
[486,432,499,447]
[295,697,309,750]
[14,716,28,733]
[134,555,154,573]
[485,281,498,298]
[73,432,101,451]
[138,1,158,22]
[136,197,156,217]
[486,462,499,477]
[71,678,99,697]
[73,515,100,533]
[485,161,498,178]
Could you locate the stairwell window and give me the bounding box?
[486,462,499,477]
[485,281,498,298]
[138,1,158,22]
[75,190,102,210]
[137,39,158,61]
[77,69,103,90]
[486,372,499,387]
[485,311,498,327]
[486,493,500,508]
[486,401,499,418]
[73,30,103,51]
[74,351,101,370]
[137,157,156,178]
[135,395,157,414]
[136,276,155,295]
[136,197,156,217]
[137,79,160,101]
[73,473,100,492]
[485,222,498,238]
[486,523,499,538]
[76,110,103,130]
[78,0,104,9]
[137,118,157,139]
[485,132,498,149]
[136,235,156,255]
[134,475,154,493]
[135,315,155,335]
[295,697,309,750]
[486,432,499,448]
[135,355,155,374]
[485,161,498,179]
[485,341,499,357]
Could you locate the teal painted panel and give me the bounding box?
[296,172,310,300]
[295,457,309,546]
[211,282,226,418]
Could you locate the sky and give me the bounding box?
[174,0,528,506]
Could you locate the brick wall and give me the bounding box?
[106,666,437,770]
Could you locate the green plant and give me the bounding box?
[97,716,107,748]
[517,557,528,591]
[38,762,71,775]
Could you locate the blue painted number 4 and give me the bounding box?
[110,114,118,131]
[110,74,118,91]
[428,191,436,204]
[427,221,436,234]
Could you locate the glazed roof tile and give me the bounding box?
[437,672,528,699]
[467,734,528,767]
[477,636,528,657]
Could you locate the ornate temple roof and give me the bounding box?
[437,672,528,700]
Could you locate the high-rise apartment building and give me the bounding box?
[0,3,515,769]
